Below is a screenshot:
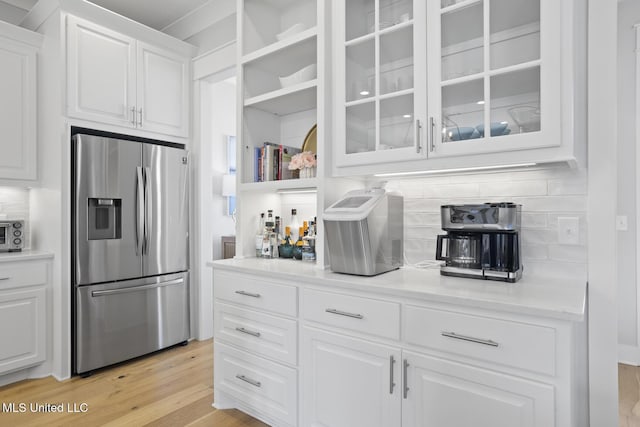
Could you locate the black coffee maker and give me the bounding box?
[436,203,522,282]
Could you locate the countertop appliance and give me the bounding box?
[323,188,403,276]
[436,203,522,282]
[0,220,24,252]
[72,129,189,375]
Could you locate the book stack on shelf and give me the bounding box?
[254,142,302,182]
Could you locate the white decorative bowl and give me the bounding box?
[279,64,317,88]
[276,23,307,41]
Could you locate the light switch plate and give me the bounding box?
[558,217,580,245]
[616,215,629,231]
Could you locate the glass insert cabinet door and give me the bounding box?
[335,0,427,167]
[427,0,562,158]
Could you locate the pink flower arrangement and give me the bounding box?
[288,151,317,170]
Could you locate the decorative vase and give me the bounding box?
[299,166,316,179]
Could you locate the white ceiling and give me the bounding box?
[0,0,210,31]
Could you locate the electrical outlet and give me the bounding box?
[616,215,629,231]
[558,217,580,245]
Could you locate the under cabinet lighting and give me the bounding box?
[360,90,370,96]
[373,163,537,177]
[276,188,318,194]
[476,100,485,105]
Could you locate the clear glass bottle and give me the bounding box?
[289,209,300,242]
[255,212,265,258]
[262,210,275,258]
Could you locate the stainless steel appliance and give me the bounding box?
[436,203,522,282]
[0,220,24,252]
[323,188,403,276]
[72,129,189,374]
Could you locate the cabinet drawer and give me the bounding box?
[214,271,297,317]
[302,288,400,340]
[214,341,297,427]
[404,305,556,376]
[214,302,297,365]
[0,260,48,290]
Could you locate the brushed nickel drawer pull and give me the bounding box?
[235,290,261,298]
[235,327,261,338]
[236,374,261,388]
[441,331,499,347]
[325,308,364,319]
[0,277,10,281]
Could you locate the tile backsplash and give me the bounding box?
[0,187,30,249]
[383,165,588,281]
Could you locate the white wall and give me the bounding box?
[195,76,236,340]
[617,0,640,362]
[385,165,588,281]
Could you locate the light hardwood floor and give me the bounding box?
[620,364,640,427]
[0,339,267,427]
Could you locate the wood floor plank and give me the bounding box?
[0,339,264,427]
[185,408,269,427]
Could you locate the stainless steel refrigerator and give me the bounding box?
[72,130,189,375]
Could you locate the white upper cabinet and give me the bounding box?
[0,22,41,182]
[67,16,136,128]
[333,0,580,175]
[333,0,428,167]
[67,16,190,138]
[137,42,189,137]
[427,0,561,158]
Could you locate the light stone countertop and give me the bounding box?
[0,250,54,262]
[208,257,587,322]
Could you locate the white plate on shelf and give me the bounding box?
[276,23,307,41]
[279,64,317,88]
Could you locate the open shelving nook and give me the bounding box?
[236,0,358,267]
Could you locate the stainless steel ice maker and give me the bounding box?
[323,188,403,276]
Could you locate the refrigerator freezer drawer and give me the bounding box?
[74,272,189,374]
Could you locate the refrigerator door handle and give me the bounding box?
[90,278,185,297]
[144,166,151,255]
[136,166,145,256]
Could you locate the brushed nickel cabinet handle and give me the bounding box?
[403,359,410,399]
[138,108,143,127]
[389,355,396,394]
[235,290,261,298]
[441,331,499,347]
[429,116,436,152]
[236,374,261,388]
[131,107,136,125]
[0,277,9,281]
[325,308,364,319]
[415,119,422,153]
[235,327,261,338]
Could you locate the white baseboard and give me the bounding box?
[619,344,640,365]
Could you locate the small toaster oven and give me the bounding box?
[0,220,25,252]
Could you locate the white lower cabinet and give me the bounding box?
[402,350,554,427]
[0,257,50,376]
[213,270,299,426]
[300,330,554,427]
[301,327,401,427]
[212,266,585,427]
